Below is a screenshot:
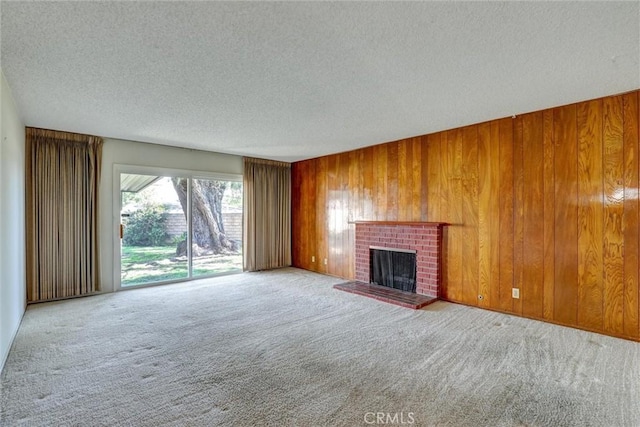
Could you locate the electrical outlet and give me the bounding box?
[512,288,520,299]
[324,258,328,265]
[312,256,315,263]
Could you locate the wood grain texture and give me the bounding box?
[362,147,374,221]
[426,133,441,221]
[374,144,388,221]
[316,156,328,274]
[498,118,515,312]
[462,126,479,306]
[338,152,350,278]
[554,104,579,325]
[308,161,318,269]
[489,121,501,311]
[349,150,360,224]
[447,129,464,303]
[411,138,423,221]
[477,122,492,308]
[290,90,640,342]
[327,155,338,275]
[522,112,544,319]
[293,160,317,271]
[397,139,410,221]
[513,117,524,315]
[419,136,430,221]
[542,110,555,320]
[438,132,451,300]
[331,155,341,276]
[386,143,399,221]
[576,100,604,330]
[291,162,303,268]
[347,151,358,279]
[603,96,624,335]
[305,160,313,271]
[623,93,639,338]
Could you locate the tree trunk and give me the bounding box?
[171,178,237,255]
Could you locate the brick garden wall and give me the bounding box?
[165,212,242,242]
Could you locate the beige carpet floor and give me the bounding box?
[1,267,639,426]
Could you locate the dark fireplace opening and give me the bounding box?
[369,247,417,293]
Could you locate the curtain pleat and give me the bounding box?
[243,157,291,271]
[26,128,102,302]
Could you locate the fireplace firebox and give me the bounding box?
[369,247,417,293]
[354,221,448,299]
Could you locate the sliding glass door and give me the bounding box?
[119,173,242,287]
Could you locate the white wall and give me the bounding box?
[99,138,243,292]
[0,71,26,372]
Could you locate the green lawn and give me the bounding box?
[121,246,242,286]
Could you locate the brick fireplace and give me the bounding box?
[354,221,447,298]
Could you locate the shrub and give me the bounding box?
[123,205,169,246]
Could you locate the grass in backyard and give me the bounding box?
[121,246,242,286]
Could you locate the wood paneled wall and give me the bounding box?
[292,90,640,341]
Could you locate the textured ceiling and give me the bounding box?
[1,2,638,162]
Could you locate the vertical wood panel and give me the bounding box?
[542,110,555,320]
[316,156,328,273]
[498,118,515,312]
[339,152,351,278]
[387,143,399,221]
[576,100,604,330]
[411,138,422,221]
[623,93,639,338]
[291,162,303,268]
[554,104,579,325]
[293,161,308,270]
[374,144,388,221]
[418,137,429,221]
[397,139,411,221]
[327,155,338,276]
[362,147,374,221]
[489,121,501,310]
[603,96,625,335]
[522,112,545,318]
[426,133,441,221]
[446,129,464,302]
[291,163,305,265]
[349,150,361,223]
[328,154,344,276]
[439,132,451,299]
[334,153,344,278]
[513,117,524,315]
[477,122,492,308]
[462,126,479,306]
[355,149,364,223]
[307,161,317,270]
[301,161,313,271]
[347,150,358,279]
